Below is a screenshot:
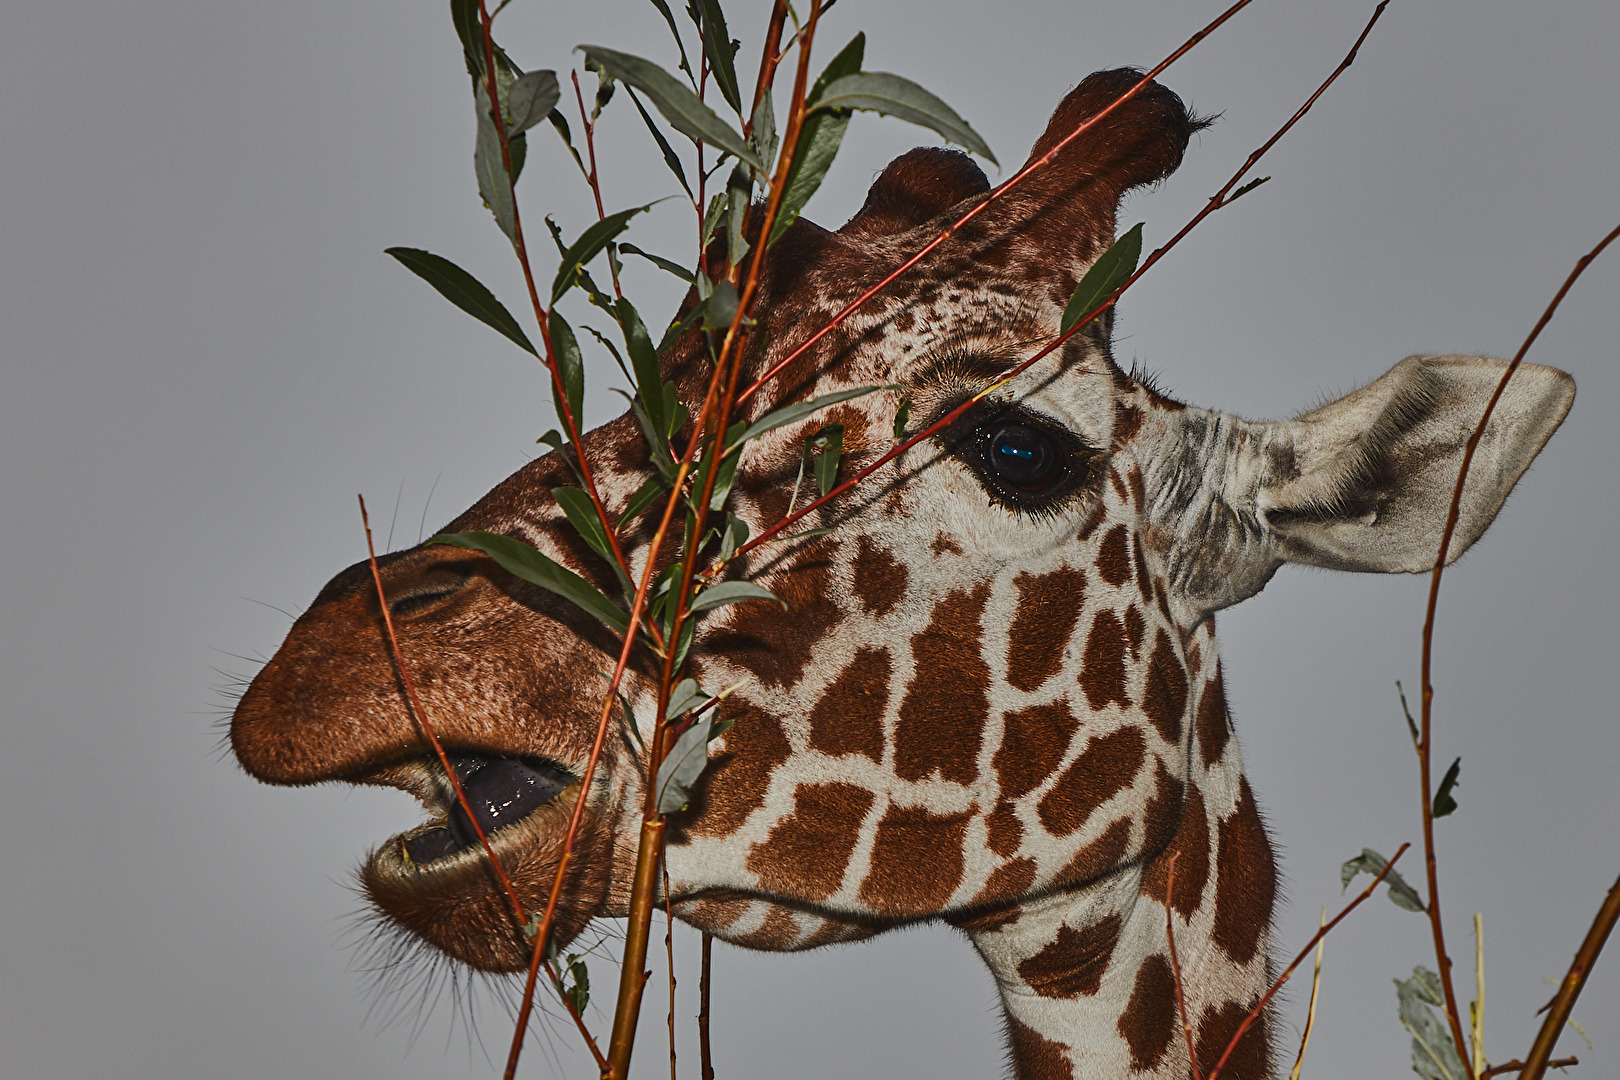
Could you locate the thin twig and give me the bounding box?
[572,70,624,299]
[1473,913,1486,1079]
[1165,854,1204,1080]
[699,932,716,1080]
[1204,843,1412,1080]
[1288,908,1327,1080]
[1483,1058,1578,1079]
[1519,869,1620,1080]
[666,865,677,1080]
[1417,219,1620,1080]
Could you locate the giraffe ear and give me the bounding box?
[1255,355,1575,574]
[839,147,991,238]
[979,69,1204,296]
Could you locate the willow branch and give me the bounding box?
[1519,870,1620,1080]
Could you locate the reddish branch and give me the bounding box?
[1417,219,1620,1079]
[1164,854,1204,1080]
[1519,868,1620,1079]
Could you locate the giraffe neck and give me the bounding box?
[956,690,1277,1080]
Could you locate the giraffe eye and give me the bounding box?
[985,424,1057,489]
[950,406,1096,513]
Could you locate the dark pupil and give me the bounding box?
[988,425,1056,487]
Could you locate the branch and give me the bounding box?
[1417,219,1620,1080]
[1519,869,1620,1080]
[1164,854,1204,1080]
[1484,1058,1578,1079]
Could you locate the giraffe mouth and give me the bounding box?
[358,752,579,868]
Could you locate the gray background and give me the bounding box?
[2,1,1616,1077]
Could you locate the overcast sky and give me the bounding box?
[2,1,1616,1078]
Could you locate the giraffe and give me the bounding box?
[230,69,1574,1078]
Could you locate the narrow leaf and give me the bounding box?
[643,0,694,77]
[812,424,844,497]
[812,71,995,164]
[549,487,626,595]
[428,531,628,636]
[506,69,562,135]
[1225,175,1271,204]
[548,309,585,430]
[727,385,889,452]
[619,242,695,283]
[665,678,707,720]
[687,580,782,614]
[750,86,778,184]
[1061,223,1143,333]
[626,86,694,199]
[892,397,912,442]
[769,33,864,245]
[578,46,762,169]
[654,715,713,813]
[1341,848,1426,913]
[616,296,664,436]
[385,248,537,354]
[1397,681,1420,749]
[620,473,670,527]
[473,83,517,242]
[1432,757,1461,818]
[724,163,751,264]
[691,0,742,114]
[552,204,653,303]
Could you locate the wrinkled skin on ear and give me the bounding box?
[1136,355,1575,622]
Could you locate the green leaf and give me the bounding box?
[812,71,995,164]
[702,278,740,331]
[1225,175,1271,204]
[665,677,707,720]
[700,192,726,249]
[643,0,694,78]
[578,46,762,169]
[385,247,536,355]
[716,513,749,564]
[707,447,742,512]
[473,83,517,242]
[690,0,742,114]
[616,297,664,436]
[724,162,751,264]
[1340,848,1425,913]
[549,487,629,596]
[1397,680,1420,749]
[450,0,521,91]
[1432,757,1461,818]
[727,385,889,452]
[750,86,778,184]
[688,580,782,614]
[428,531,628,636]
[548,309,585,430]
[1395,967,1468,1080]
[506,69,561,135]
[811,424,844,497]
[892,397,912,442]
[653,714,714,813]
[1061,223,1143,334]
[625,86,694,200]
[620,473,671,527]
[619,242,695,283]
[551,204,653,304]
[548,108,589,177]
[769,33,864,245]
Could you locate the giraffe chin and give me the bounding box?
[355,764,615,973]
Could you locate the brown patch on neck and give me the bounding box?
[1096,525,1132,587]
[994,701,1079,801]
[1196,667,1232,769]
[1053,816,1132,889]
[807,646,891,762]
[1036,727,1145,837]
[1140,629,1188,746]
[1195,999,1272,1080]
[894,584,993,785]
[1015,914,1123,999]
[856,803,971,916]
[745,781,876,902]
[1140,781,1210,919]
[1116,954,1177,1071]
[1078,609,1132,711]
[1210,777,1277,966]
[1006,1017,1074,1080]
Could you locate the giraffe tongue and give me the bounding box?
[402,754,572,865]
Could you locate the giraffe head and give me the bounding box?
[231,66,1572,1016]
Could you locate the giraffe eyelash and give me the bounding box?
[936,400,1102,518]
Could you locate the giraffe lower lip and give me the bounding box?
[401,754,574,865]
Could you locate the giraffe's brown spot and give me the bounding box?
[745,782,875,902]
[1016,914,1122,999]
[808,646,890,763]
[1077,501,1106,542]
[1126,465,1146,511]
[943,904,1022,933]
[851,535,908,617]
[1116,953,1177,1071]
[931,532,964,556]
[1054,816,1132,888]
[1141,782,1209,919]
[1112,401,1145,448]
[1141,629,1188,746]
[894,585,991,785]
[857,803,971,916]
[1211,778,1276,966]
[704,539,844,689]
[968,857,1038,909]
[684,697,791,838]
[1108,468,1130,504]
[1007,1017,1074,1080]
[994,701,1079,801]
[1123,605,1144,660]
[1096,525,1132,587]
[986,802,1024,857]
[730,904,802,950]
[1037,728,1145,836]
[1140,760,1186,857]
[1005,566,1086,692]
[1132,534,1152,593]
[1195,999,1271,1080]
[682,894,751,932]
[1079,610,1132,711]
[1196,668,1232,769]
